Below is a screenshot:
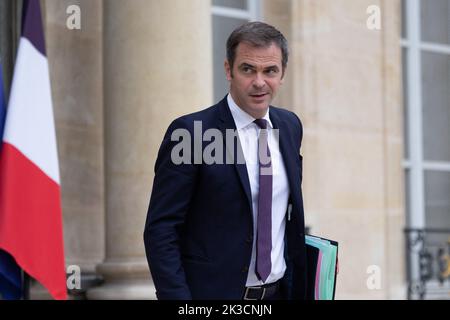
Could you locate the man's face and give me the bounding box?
[224,42,284,119]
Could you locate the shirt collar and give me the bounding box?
[227,93,273,130]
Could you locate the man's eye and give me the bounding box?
[266,69,278,74]
[242,67,252,73]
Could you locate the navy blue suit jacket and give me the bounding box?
[144,96,307,300]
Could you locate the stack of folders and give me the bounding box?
[305,235,339,300]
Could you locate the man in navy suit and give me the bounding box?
[144,21,306,300]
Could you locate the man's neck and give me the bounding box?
[228,92,269,119]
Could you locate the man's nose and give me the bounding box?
[252,73,265,89]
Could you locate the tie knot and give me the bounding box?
[254,119,268,129]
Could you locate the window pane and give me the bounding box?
[422,52,450,162]
[421,0,450,45]
[213,15,247,102]
[424,171,450,229]
[402,48,409,159]
[401,0,407,39]
[213,0,248,10]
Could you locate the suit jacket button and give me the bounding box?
[242,266,248,273]
[246,236,252,244]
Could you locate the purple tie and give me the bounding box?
[254,119,272,283]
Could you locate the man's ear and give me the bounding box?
[280,68,286,85]
[224,59,232,81]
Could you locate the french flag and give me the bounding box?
[0,0,67,300]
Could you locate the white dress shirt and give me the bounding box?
[227,93,290,286]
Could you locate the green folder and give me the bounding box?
[305,235,339,300]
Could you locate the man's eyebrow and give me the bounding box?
[239,63,255,69]
[265,65,280,70]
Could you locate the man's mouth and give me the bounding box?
[249,93,268,98]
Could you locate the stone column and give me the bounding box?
[38,0,105,299]
[380,0,405,299]
[87,0,212,299]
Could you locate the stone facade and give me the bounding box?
[33,0,404,299]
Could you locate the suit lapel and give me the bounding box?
[217,98,253,213]
[269,108,301,212]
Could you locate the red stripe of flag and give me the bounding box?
[0,143,66,299]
